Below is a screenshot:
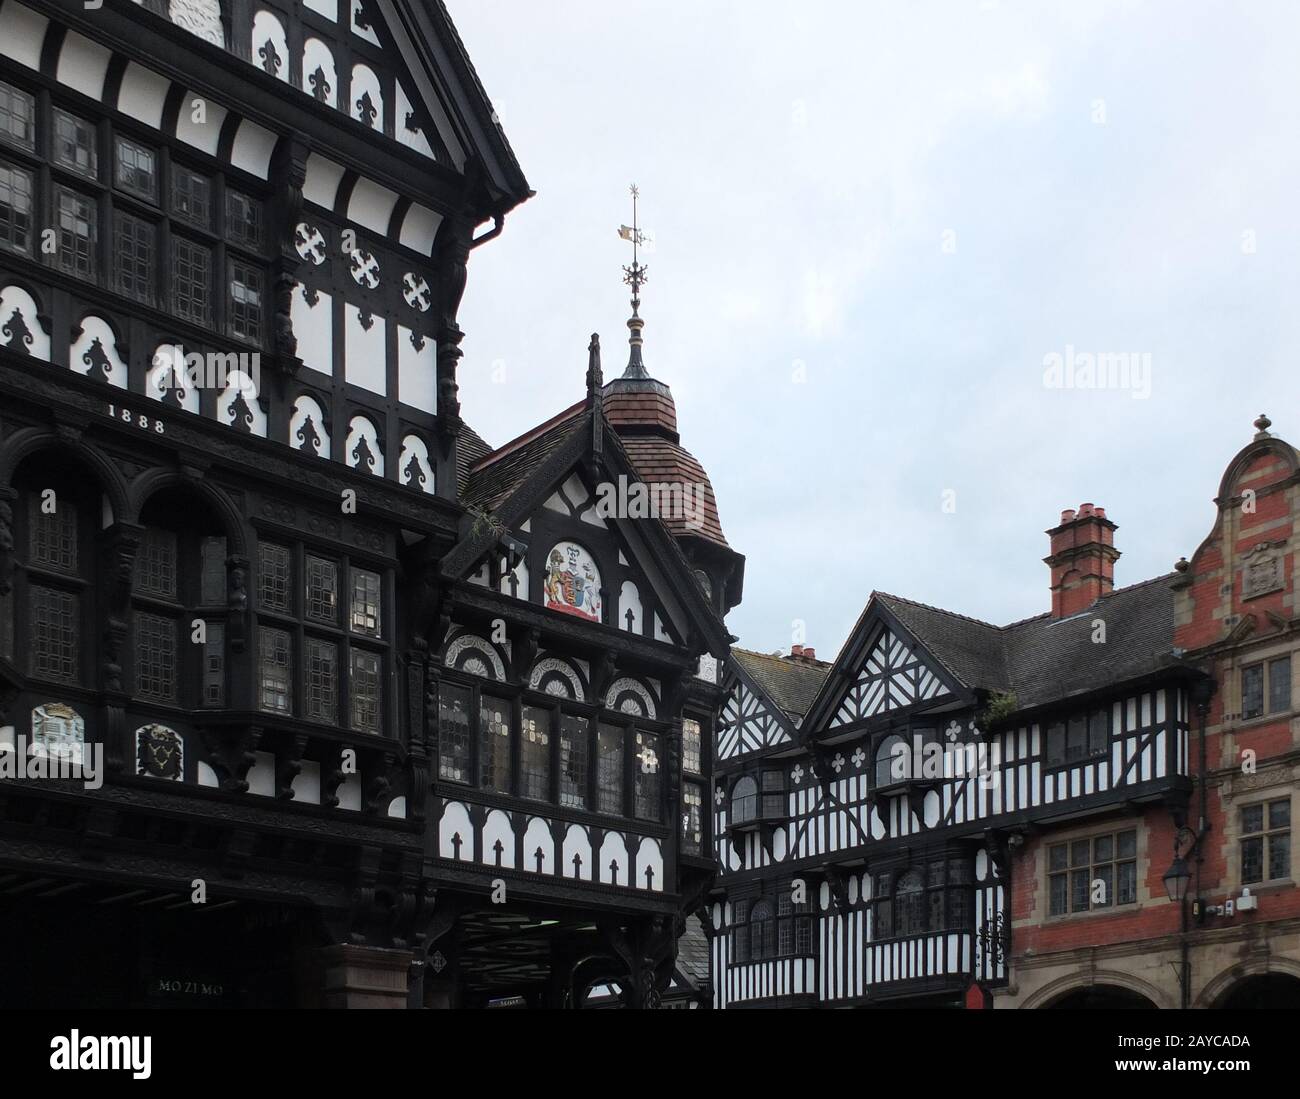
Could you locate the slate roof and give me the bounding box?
[676,915,710,986]
[871,573,1179,713]
[733,648,832,720]
[460,403,585,512]
[456,423,496,496]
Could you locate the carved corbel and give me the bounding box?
[511,626,540,683]
[200,724,259,793]
[276,733,308,800]
[226,554,250,653]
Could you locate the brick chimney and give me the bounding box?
[785,646,818,664]
[1044,503,1120,618]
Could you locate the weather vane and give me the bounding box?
[618,183,648,301]
[617,183,651,378]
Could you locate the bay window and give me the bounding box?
[254,537,388,733]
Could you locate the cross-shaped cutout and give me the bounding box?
[403,272,431,311]
[350,249,380,289]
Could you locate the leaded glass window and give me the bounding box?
[597,723,623,814]
[682,716,701,774]
[438,683,471,783]
[30,585,79,683]
[114,136,157,201]
[229,261,263,343]
[305,638,338,723]
[258,626,292,714]
[172,166,211,228]
[634,731,660,821]
[53,109,97,179]
[226,190,262,249]
[113,211,155,303]
[350,649,382,733]
[1048,829,1137,915]
[349,568,381,636]
[134,611,177,702]
[172,237,211,325]
[559,712,588,809]
[681,781,703,855]
[55,187,97,279]
[521,705,551,800]
[134,527,178,598]
[29,495,78,572]
[1269,656,1292,715]
[305,554,338,624]
[0,81,35,151]
[480,695,511,791]
[0,162,33,254]
[258,542,291,612]
[1242,799,1290,884]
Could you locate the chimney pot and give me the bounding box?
[1060,509,1076,524]
[804,647,816,661]
[790,645,804,659]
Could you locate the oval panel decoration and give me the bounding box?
[136,724,183,781]
[542,541,602,622]
[402,272,430,311]
[294,222,327,265]
[349,248,380,289]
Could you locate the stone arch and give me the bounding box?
[1197,955,1300,1008]
[1021,968,1172,1010]
[127,469,250,557]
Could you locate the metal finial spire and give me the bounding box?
[618,183,650,379]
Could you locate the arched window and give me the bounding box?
[750,899,776,960]
[133,490,229,708]
[875,733,909,788]
[731,776,757,825]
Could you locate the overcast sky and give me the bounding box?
[445,0,1300,660]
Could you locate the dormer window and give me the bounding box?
[873,726,938,790]
[1045,709,1109,767]
[730,769,786,829]
[732,776,757,825]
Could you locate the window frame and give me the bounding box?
[432,664,670,825]
[253,535,390,733]
[1047,827,1138,917]
[1240,797,1290,886]
[1242,655,1292,722]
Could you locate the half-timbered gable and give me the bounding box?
[710,501,1204,1008]
[404,334,739,1005]
[0,0,528,507]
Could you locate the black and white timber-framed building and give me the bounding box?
[709,521,1209,1009]
[0,0,743,1008]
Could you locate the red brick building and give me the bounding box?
[708,415,1299,1009]
[1002,414,1300,1009]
